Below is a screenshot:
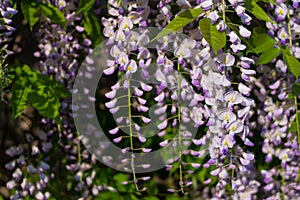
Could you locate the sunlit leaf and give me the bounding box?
[249,32,275,54]
[245,0,274,22]
[10,65,70,125]
[39,3,66,28]
[21,0,39,31]
[82,10,103,47]
[282,49,300,78]
[153,8,203,41]
[258,47,281,64]
[77,0,95,14]
[199,18,226,53]
[21,1,66,30]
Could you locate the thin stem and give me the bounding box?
[128,78,139,191]
[230,149,234,179]
[177,62,184,193]
[222,0,226,24]
[287,10,293,54]
[281,167,285,200]
[77,132,81,165]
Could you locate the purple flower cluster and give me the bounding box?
[0,0,17,100]
[2,0,300,199]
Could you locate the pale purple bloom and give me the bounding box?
[105,99,117,109]
[110,45,121,58]
[154,92,165,102]
[105,90,117,98]
[140,83,152,91]
[275,59,287,73]
[113,136,123,143]
[239,26,251,38]
[231,43,246,53]
[244,138,254,146]
[217,109,236,122]
[104,66,116,75]
[191,107,204,126]
[114,30,126,42]
[216,53,235,66]
[174,46,191,60]
[242,152,254,161]
[109,127,119,134]
[217,20,227,32]
[200,0,213,10]
[241,57,255,68]
[208,11,219,23]
[157,120,168,130]
[275,4,288,21]
[277,27,288,45]
[117,53,129,67]
[225,91,243,105]
[138,136,146,143]
[191,163,201,168]
[227,120,244,134]
[125,60,137,75]
[236,5,245,16]
[210,168,221,176]
[142,148,152,153]
[241,13,252,25]
[222,134,234,148]
[6,180,16,190]
[229,31,240,43]
[278,149,291,167]
[137,105,149,112]
[159,140,168,147]
[239,157,250,165]
[75,26,84,32]
[137,97,147,105]
[119,17,133,30]
[238,83,251,96]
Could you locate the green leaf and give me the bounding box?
[10,65,70,125]
[166,197,183,200]
[21,0,39,31]
[152,8,203,41]
[246,28,276,54]
[258,48,281,64]
[245,0,274,22]
[257,0,276,5]
[247,32,275,54]
[82,11,103,47]
[290,83,300,97]
[281,49,300,78]
[77,0,95,14]
[95,191,119,200]
[21,1,66,30]
[11,79,30,119]
[142,197,160,200]
[121,195,139,200]
[288,120,299,132]
[39,3,66,28]
[199,18,226,53]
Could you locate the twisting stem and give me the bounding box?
[128,78,139,191]
[177,62,184,193]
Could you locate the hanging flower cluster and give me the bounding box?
[2,0,300,199]
[0,0,17,101]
